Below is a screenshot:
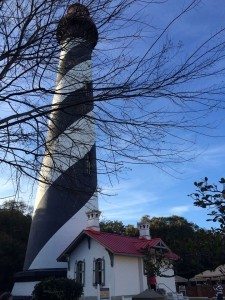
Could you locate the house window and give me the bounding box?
[76,260,85,286]
[93,258,105,286]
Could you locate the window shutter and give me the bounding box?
[75,260,78,280]
[143,259,147,275]
[93,258,96,286]
[67,256,70,271]
[102,258,105,286]
[83,259,85,286]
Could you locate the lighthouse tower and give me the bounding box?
[13,3,98,297]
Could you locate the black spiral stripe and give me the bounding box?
[24,144,97,270]
[24,42,97,270]
[56,42,92,84]
[48,83,93,141]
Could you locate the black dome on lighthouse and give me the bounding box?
[57,3,98,48]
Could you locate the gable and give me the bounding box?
[58,233,108,262]
[151,240,170,251]
[69,237,108,261]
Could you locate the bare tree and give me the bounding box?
[0,0,225,197]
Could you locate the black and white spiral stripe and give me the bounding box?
[24,38,98,271]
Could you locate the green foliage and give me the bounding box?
[100,220,139,236]
[1,200,33,215]
[142,248,172,278]
[100,220,125,234]
[32,278,83,300]
[124,224,139,237]
[190,177,225,231]
[150,216,225,279]
[0,200,32,293]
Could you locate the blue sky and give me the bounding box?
[0,0,225,230]
[98,0,225,229]
[99,143,225,228]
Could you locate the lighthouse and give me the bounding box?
[13,3,98,297]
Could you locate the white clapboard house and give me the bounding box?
[57,210,178,300]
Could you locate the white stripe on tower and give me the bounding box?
[34,55,94,211]
[23,3,98,271]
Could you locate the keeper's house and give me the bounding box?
[57,210,178,300]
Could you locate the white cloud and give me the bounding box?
[195,144,225,167]
[169,205,190,215]
[99,178,161,224]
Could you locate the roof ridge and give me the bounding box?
[85,230,162,241]
[85,229,139,238]
[133,238,161,243]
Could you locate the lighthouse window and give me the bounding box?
[86,154,92,175]
[84,81,91,97]
[76,260,85,286]
[93,258,105,286]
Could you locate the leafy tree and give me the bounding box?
[150,216,225,278]
[100,220,139,236]
[192,229,225,272]
[100,220,125,234]
[1,200,33,216]
[146,215,199,278]
[190,177,225,231]
[32,278,83,300]
[142,248,174,278]
[0,200,32,293]
[124,224,139,237]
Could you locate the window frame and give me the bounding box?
[93,257,105,286]
[75,260,85,286]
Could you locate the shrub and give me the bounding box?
[32,277,83,300]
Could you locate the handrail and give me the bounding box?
[157,283,188,300]
[157,282,177,294]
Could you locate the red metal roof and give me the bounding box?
[57,229,179,262]
[84,230,179,259]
